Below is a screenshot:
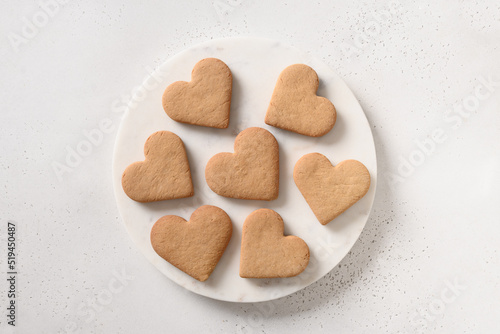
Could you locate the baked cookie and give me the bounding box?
[294,153,370,225]
[122,131,194,202]
[205,127,279,201]
[150,205,232,282]
[265,64,336,137]
[239,209,309,278]
[162,58,232,129]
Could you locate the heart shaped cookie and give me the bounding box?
[265,64,336,137]
[162,58,232,129]
[239,209,309,278]
[205,127,279,201]
[150,205,232,282]
[122,131,194,202]
[294,153,370,225]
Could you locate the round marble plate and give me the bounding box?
[112,37,377,302]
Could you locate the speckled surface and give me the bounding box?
[1,1,499,333]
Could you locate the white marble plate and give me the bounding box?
[112,37,377,302]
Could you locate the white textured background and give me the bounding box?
[1,1,499,333]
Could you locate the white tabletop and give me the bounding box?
[1,1,499,333]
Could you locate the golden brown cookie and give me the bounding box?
[150,205,232,282]
[121,131,194,202]
[239,209,309,278]
[162,58,232,129]
[265,64,336,137]
[205,127,279,201]
[294,153,370,225]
